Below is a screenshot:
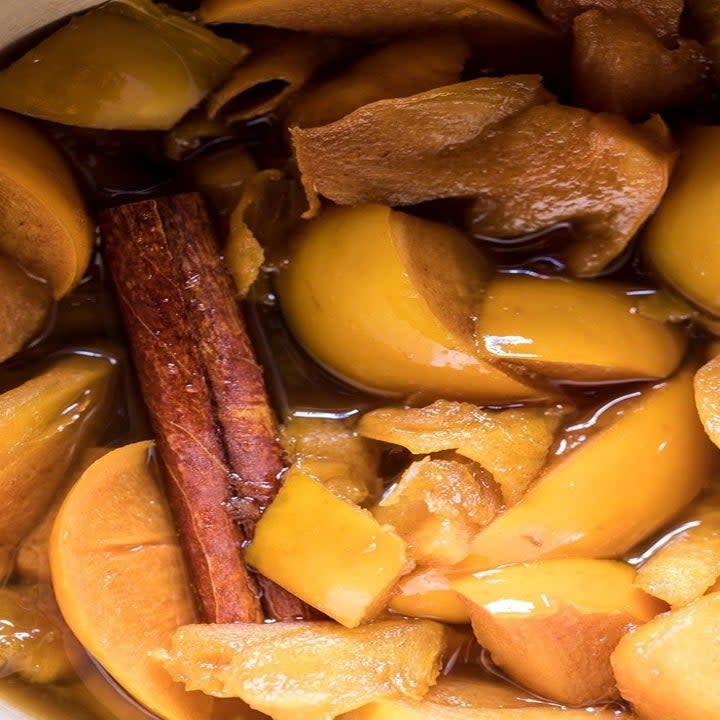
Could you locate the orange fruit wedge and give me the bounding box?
[50,441,261,720]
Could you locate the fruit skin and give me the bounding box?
[160,619,447,720]
[612,591,720,720]
[475,273,686,383]
[458,366,717,571]
[277,204,546,403]
[246,468,410,628]
[644,126,720,316]
[50,441,258,720]
[451,558,665,706]
[0,111,93,298]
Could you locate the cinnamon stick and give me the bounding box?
[100,193,311,623]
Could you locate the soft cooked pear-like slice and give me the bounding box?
[636,492,720,607]
[359,401,561,506]
[287,34,470,129]
[277,205,547,403]
[282,416,381,505]
[0,355,114,575]
[0,0,246,130]
[341,674,637,718]
[0,111,93,298]
[644,127,720,315]
[451,559,664,706]
[200,0,554,41]
[475,274,686,383]
[207,34,345,123]
[15,448,107,583]
[573,10,706,119]
[291,76,552,215]
[50,442,258,720]
[537,0,682,37]
[389,567,471,624]
[457,366,717,571]
[611,591,720,719]
[0,256,51,362]
[293,92,674,276]
[374,456,501,566]
[160,620,446,720]
[246,469,410,627]
[695,354,720,448]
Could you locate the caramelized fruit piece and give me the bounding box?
[452,559,664,705]
[207,34,344,123]
[389,567,470,624]
[0,111,93,298]
[612,591,720,719]
[374,456,501,566]
[282,416,381,505]
[287,34,470,129]
[0,355,113,577]
[459,367,717,570]
[475,274,685,383]
[160,619,446,720]
[200,0,554,43]
[573,9,706,119]
[342,674,636,718]
[537,0,682,37]
[0,584,78,685]
[50,442,256,720]
[291,76,551,215]
[636,492,720,606]
[246,468,410,627]
[359,401,561,505]
[645,127,720,315]
[277,205,545,402]
[294,91,673,275]
[0,256,51,362]
[15,448,107,583]
[687,0,720,84]
[695,354,720,447]
[0,0,246,130]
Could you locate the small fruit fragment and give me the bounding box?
[572,9,706,119]
[282,416,381,505]
[694,354,720,448]
[50,442,253,720]
[358,400,561,505]
[461,366,716,570]
[0,584,77,685]
[612,591,720,719]
[0,256,51,362]
[389,568,470,624]
[341,673,636,718]
[374,456,501,566]
[0,354,114,575]
[0,0,246,130]
[246,469,410,627]
[537,0,683,37]
[277,205,545,402]
[476,273,686,383]
[645,126,720,315]
[160,619,447,720]
[452,559,664,706]
[0,111,93,298]
[15,448,107,583]
[636,492,720,607]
